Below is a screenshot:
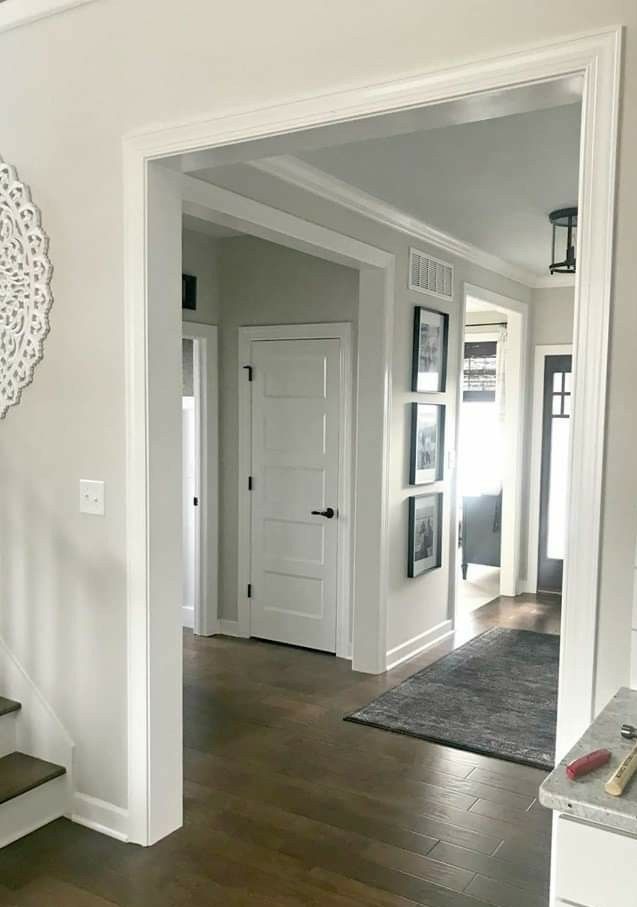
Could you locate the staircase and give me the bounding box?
[0,696,67,848]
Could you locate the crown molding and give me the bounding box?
[249,155,558,290]
[0,0,96,34]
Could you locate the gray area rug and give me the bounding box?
[346,628,558,770]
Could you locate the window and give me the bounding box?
[463,341,497,401]
[460,340,503,497]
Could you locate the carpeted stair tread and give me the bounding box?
[0,753,65,806]
[0,698,20,718]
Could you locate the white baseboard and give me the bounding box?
[517,578,537,594]
[0,775,67,849]
[182,605,194,629]
[71,792,129,842]
[216,619,247,638]
[385,620,453,672]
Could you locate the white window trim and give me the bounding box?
[0,0,96,34]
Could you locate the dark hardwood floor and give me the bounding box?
[0,595,560,906]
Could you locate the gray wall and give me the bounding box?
[520,285,575,581]
[531,285,575,345]
[204,163,536,655]
[216,235,359,620]
[1,0,635,812]
[182,229,220,325]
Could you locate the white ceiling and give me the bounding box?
[295,103,581,277]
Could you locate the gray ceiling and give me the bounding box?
[297,103,581,277]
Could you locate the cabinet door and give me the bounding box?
[556,814,637,907]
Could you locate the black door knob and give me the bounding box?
[311,507,335,519]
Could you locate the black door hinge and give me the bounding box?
[248,476,253,491]
[193,497,199,506]
[247,583,252,598]
[243,365,253,382]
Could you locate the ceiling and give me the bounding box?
[293,103,581,277]
[182,214,241,239]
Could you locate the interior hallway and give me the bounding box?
[0,596,559,907]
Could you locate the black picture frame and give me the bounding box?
[409,403,445,485]
[182,273,197,311]
[411,306,449,393]
[408,493,443,578]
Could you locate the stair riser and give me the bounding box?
[0,774,67,849]
[0,714,16,759]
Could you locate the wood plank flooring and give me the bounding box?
[0,595,560,906]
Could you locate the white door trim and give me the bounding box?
[123,27,621,845]
[525,343,574,596]
[238,323,353,659]
[182,323,219,636]
[457,284,529,603]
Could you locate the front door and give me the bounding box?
[250,338,341,652]
[537,354,572,594]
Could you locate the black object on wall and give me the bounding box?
[182,273,197,311]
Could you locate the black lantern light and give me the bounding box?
[549,207,577,275]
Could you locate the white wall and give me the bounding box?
[0,0,635,820]
[215,234,359,622]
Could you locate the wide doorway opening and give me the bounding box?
[126,38,619,907]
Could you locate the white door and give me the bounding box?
[250,338,341,652]
[182,396,196,628]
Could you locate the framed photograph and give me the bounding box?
[408,493,443,577]
[182,273,197,311]
[412,306,449,393]
[410,403,445,485]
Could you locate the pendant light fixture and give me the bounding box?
[549,207,578,274]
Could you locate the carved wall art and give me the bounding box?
[0,157,53,419]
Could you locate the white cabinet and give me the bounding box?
[556,814,637,907]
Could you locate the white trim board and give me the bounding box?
[249,155,576,291]
[386,621,454,672]
[123,27,621,850]
[237,323,354,660]
[71,792,129,842]
[182,322,219,636]
[0,0,96,33]
[524,343,574,595]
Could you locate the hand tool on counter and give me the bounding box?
[566,749,611,780]
[605,730,637,797]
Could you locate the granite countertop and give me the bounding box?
[540,686,637,834]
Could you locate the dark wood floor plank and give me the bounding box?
[465,873,548,907]
[0,594,556,907]
[428,841,549,893]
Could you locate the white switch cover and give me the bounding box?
[80,479,105,516]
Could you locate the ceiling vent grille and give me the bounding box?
[409,248,454,300]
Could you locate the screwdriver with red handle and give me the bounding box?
[566,748,611,780]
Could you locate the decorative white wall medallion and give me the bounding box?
[0,157,53,419]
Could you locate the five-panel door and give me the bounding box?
[249,338,341,652]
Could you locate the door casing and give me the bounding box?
[124,29,621,847]
[526,344,574,596]
[238,323,353,659]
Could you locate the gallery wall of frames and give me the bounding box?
[408,305,449,578]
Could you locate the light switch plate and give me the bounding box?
[79,479,105,516]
